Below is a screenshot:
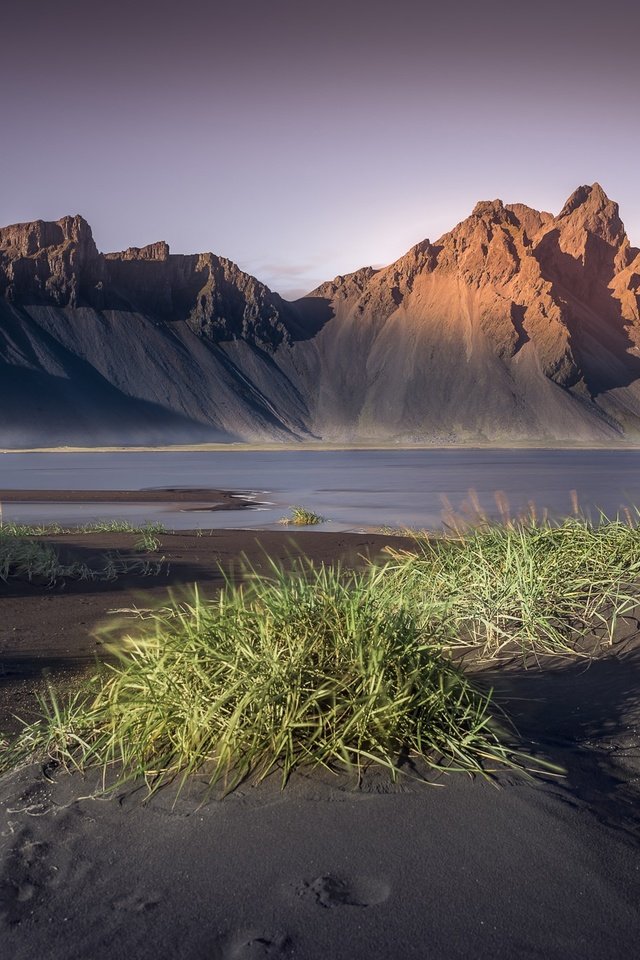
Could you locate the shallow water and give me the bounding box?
[1,449,640,531]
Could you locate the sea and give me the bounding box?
[1,448,640,532]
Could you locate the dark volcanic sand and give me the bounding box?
[1,529,639,959]
[0,487,248,508]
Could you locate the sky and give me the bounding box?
[1,0,638,298]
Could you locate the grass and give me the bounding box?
[5,510,638,793]
[80,520,166,536]
[135,531,162,553]
[131,522,164,553]
[0,538,69,584]
[0,536,165,586]
[1,562,528,792]
[0,521,66,536]
[0,519,165,564]
[279,505,325,526]
[0,519,167,537]
[385,514,640,660]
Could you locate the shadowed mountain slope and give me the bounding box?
[1,184,640,446]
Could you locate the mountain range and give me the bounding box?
[1,183,639,446]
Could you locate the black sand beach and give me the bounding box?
[1,525,639,959]
[0,487,251,510]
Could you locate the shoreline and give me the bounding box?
[3,439,640,454]
[0,488,251,509]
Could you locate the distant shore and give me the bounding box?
[3,439,640,454]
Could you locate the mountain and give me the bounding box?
[1,183,639,446]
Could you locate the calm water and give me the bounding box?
[1,449,640,532]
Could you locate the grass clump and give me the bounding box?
[279,505,325,526]
[386,516,640,660]
[0,536,165,586]
[0,538,72,584]
[132,522,165,553]
[134,531,162,553]
[0,520,167,537]
[3,563,523,792]
[0,521,65,537]
[78,520,167,535]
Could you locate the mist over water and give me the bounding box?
[2,449,640,532]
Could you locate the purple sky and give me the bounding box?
[2,0,638,298]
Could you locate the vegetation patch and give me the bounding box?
[0,537,165,586]
[0,520,167,537]
[279,506,325,526]
[0,520,166,574]
[0,538,66,584]
[6,514,636,792]
[1,563,528,791]
[385,516,640,660]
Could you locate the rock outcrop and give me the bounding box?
[0,219,295,348]
[291,182,640,441]
[0,216,100,308]
[1,183,640,446]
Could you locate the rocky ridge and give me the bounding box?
[0,217,294,348]
[1,183,639,445]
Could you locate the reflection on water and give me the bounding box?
[1,449,640,532]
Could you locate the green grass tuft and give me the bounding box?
[0,521,65,537]
[133,522,164,553]
[0,538,71,584]
[9,512,636,793]
[78,520,167,535]
[0,520,167,538]
[0,537,166,586]
[385,515,640,660]
[279,505,325,526]
[2,562,525,792]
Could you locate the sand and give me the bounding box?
[1,527,639,958]
[0,488,250,508]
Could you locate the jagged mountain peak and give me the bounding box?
[0,213,96,257]
[2,186,640,446]
[535,182,633,281]
[553,182,626,247]
[470,198,516,225]
[558,182,613,217]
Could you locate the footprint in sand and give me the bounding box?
[6,780,54,816]
[222,929,292,959]
[111,890,162,913]
[0,830,57,923]
[295,873,390,909]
